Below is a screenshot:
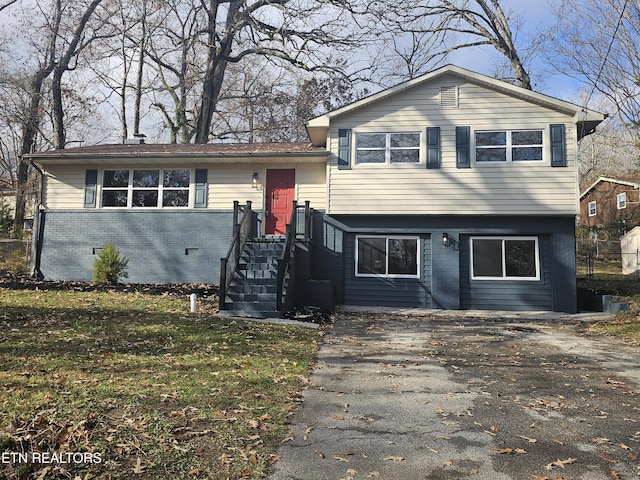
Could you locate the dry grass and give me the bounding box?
[0,288,319,479]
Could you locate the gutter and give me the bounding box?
[28,157,44,279]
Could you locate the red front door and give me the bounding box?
[265,169,295,235]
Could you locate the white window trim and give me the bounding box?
[100,168,192,208]
[473,129,544,164]
[470,236,540,281]
[355,132,422,165]
[355,235,421,278]
[588,200,597,217]
[617,192,627,210]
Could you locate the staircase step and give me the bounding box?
[223,301,279,318]
[224,237,286,316]
[237,263,277,272]
[228,283,277,294]
[234,270,277,279]
[226,293,276,303]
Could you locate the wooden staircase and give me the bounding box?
[222,238,284,318]
[219,200,313,318]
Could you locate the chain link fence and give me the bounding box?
[576,239,622,277]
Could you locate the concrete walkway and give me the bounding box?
[267,309,640,480]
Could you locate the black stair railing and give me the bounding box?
[219,201,252,310]
[276,200,313,310]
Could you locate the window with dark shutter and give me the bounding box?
[456,126,471,168]
[426,127,441,169]
[337,129,352,170]
[550,124,566,167]
[194,169,208,208]
[84,169,98,208]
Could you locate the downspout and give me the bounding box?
[28,156,45,279]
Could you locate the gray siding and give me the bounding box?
[343,234,432,308]
[36,210,235,284]
[314,214,577,313]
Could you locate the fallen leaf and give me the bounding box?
[493,448,527,455]
[518,435,538,443]
[132,457,145,474]
[610,471,620,479]
[383,456,404,462]
[346,468,358,475]
[615,443,631,450]
[545,457,576,470]
[333,456,350,463]
[367,472,380,477]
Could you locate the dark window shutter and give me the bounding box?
[456,126,471,168]
[550,124,566,167]
[194,169,208,208]
[426,127,441,169]
[337,129,352,170]
[84,169,98,208]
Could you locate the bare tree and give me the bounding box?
[0,0,18,12]
[191,0,366,143]
[364,0,533,89]
[547,0,640,139]
[3,0,107,234]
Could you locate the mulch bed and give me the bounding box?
[0,273,219,297]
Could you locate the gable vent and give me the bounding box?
[440,85,458,108]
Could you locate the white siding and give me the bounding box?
[328,75,580,216]
[43,166,85,209]
[209,163,326,210]
[43,162,326,211]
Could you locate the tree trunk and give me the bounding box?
[194,0,240,144]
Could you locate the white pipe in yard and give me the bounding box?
[190,293,198,313]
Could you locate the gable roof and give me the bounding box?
[580,176,640,199]
[28,142,329,166]
[306,64,606,146]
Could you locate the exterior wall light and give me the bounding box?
[251,172,259,187]
[442,233,450,247]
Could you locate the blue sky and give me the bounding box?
[446,0,586,102]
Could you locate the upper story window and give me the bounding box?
[475,130,543,163]
[617,192,627,210]
[356,133,421,164]
[588,200,597,217]
[102,169,190,208]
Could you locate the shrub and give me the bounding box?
[93,242,129,285]
[0,197,12,237]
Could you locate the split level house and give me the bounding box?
[28,65,605,315]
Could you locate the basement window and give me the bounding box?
[471,237,540,281]
[355,236,419,278]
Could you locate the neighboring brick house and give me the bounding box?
[579,177,640,233]
[29,65,605,313]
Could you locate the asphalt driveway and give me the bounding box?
[268,310,640,480]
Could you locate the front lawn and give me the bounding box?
[578,266,640,345]
[0,288,319,479]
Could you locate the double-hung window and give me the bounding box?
[102,169,190,207]
[588,200,597,217]
[356,133,421,164]
[617,192,627,210]
[471,237,540,280]
[356,236,419,277]
[475,130,543,163]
